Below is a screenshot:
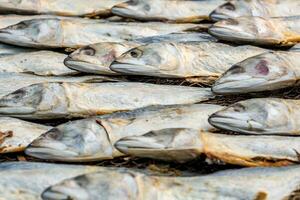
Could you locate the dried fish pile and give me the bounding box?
[0,0,299,199]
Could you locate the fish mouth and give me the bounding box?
[64,56,117,75]
[0,106,36,115]
[212,77,268,94]
[0,29,12,34]
[25,142,80,161]
[208,113,264,134]
[42,187,71,200]
[209,11,229,22]
[111,4,133,18]
[110,61,159,76]
[115,136,166,154]
[209,25,254,42]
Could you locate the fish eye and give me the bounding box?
[233,104,245,112]
[221,2,235,11]
[129,49,143,58]
[10,89,25,99]
[143,4,150,11]
[255,60,269,75]
[13,22,27,30]
[228,65,245,74]
[81,47,96,56]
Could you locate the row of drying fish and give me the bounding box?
[2,161,300,200]
[0,15,298,48]
[0,29,299,96]
[0,0,299,21]
[1,97,300,167]
[0,34,298,97]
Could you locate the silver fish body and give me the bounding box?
[0,0,125,17]
[134,32,217,44]
[0,117,51,153]
[0,72,121,98]
[0,82,213,119]
[0,18,205,48]
[209,16,300,46]
[112,0,225,23]
[0,162,107,200]
[25,104,222,162]
[0,14,78,29]
[210,0,300,21]
[110,42,267,81]
[212,51,300,94]
[209,98,300,135]
[43,165,300,200]
[117,128,300,166]
[65,33,217,75]
[0,50,77,76]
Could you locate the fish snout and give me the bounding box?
[115,135,164,154]
[209,10,227,22]
[112,2,128,9]
[42,187,72,200]
[63,56,73,68]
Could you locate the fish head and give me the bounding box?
[42,171,140,200]
[0,18,61,47]
[25,119,115,162]
[64,42,133,75]
[0,84,44,115]
[112,0,159,20]
[210,0,253,21]
[0,83,68,118]
[110,43,180,77]
[115,128,202,162]
[212,52,297,94]
[209,98,294,134]
[209,17,282,45]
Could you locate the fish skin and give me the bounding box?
[0,82,213,119]
[64,33,217,75]
[116,129,300,166]
[0,117,51,153]
[42,165,300,200]
[25,104,222,162]
[0,162,109,200]
[212,51,300,94]
[0,18,206,48]
[210,0,300,21]
[0,43,34,56]
[134,32,217,44]
[110,42,267,81]
[0,50,77,76]
[209,98,300,135]
[209,16,300,46]
[0,72,123,98]
[112,0,225,23]
[0,0,125,17]
[0,14,80,29]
